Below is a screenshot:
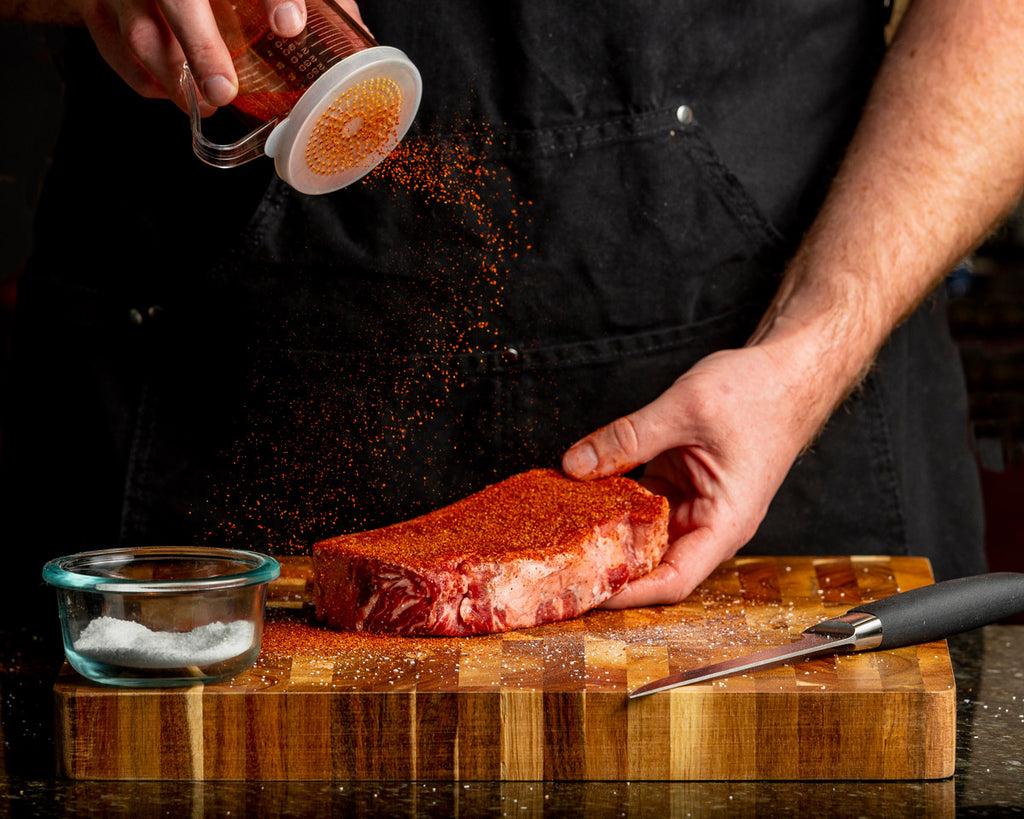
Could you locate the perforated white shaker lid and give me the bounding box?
[264,46,422,195]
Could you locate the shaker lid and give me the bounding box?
[265,46,422,195]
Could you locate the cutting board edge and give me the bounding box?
[53,683,957,781]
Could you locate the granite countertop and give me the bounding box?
[1,626,1021,816]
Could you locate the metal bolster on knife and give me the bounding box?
[805,611,884,649]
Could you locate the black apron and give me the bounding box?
[3,1,985,611]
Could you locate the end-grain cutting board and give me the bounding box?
[54,555,956,781]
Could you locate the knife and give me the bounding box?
[629,571,1024,698]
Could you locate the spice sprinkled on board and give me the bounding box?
[223,556,945,698]
[257,601,822,692]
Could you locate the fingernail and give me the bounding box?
[563,443,599,477]
[201,74,236,107]
[273,2,304,36]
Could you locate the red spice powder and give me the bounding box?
[313,468,667,566]
[262,612,455,655]
[231,89,304,123]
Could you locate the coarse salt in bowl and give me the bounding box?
[42,547,280,687]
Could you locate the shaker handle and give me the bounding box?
[179,63,278,168]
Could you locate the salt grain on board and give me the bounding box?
[73,616,254,669]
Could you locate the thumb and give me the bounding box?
[264,0,307,38]
[562,409,666,480]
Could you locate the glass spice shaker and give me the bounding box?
[180,0,421,194]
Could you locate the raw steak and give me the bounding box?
[312,469,669,636]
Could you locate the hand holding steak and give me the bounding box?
[563,347,820,609]
[312,469,669,636]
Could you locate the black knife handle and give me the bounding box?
[849,572,1024,649]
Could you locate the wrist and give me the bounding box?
[746,257,891,445]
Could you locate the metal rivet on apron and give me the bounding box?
[129,305,163,326]
[675,105,693,126]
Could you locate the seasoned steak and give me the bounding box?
[312,469,670,636]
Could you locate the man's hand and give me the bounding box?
[6,0,368,113]
[563,346,819,608]
[76,0,308,112]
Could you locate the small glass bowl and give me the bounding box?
[42,547,280,687]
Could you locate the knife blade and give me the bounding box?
[629,571,1024,699]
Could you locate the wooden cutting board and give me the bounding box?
[54,555,956,781]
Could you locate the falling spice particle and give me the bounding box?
[199,118,535,551]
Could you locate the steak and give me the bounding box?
[312,468,669,636]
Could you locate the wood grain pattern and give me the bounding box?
[54,556,956,781]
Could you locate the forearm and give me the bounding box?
[0,0,82,24]
[749,0,1024,444]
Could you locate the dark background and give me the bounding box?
[3,20,1022,606]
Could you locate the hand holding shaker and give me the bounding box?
[180,0,421,194]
